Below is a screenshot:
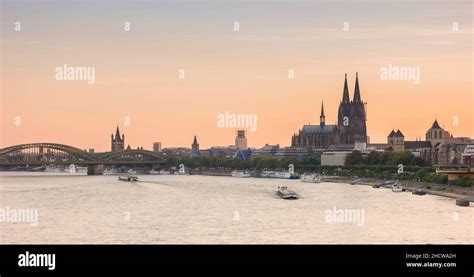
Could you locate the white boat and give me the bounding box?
[174,170,188,175]
[231,170,251,178]
[149,169,171,175]
[127,169,137,174]
[76,166,87,173]
[64,164,87,173]
[104,168,117,174]
[261,171,299,179]
[65,164,76,173]
[300,173,321,183]
[118,175,139,182]
[392,182,403,192]
[45,166,61,172]
[276,186,299,200]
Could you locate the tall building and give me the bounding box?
[192,135,199,152]
[111,126,125,152]
[235,130,247,150]
[153,142,162,153]
[291,73,368,149]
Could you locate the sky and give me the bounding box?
[1,0,473,151]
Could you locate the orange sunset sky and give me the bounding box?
[1,1,473,151]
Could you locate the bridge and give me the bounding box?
[0,143,166,175]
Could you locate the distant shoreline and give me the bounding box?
[320,176,474,200]
[196,170,474,200]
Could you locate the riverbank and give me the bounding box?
[321,176,474,200]
[196,170,473,201]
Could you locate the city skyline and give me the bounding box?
[1,0,473,151]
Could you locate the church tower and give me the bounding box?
[111,126,125,152]
[425,119,444,146]
[338,73,351,128]
[349,72,368,143]
[192,135,199,152]
[337,73,352,144]
[320,101,326,128]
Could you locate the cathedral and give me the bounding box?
[291,73,368,149]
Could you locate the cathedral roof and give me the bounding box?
[430,120,441,129]
[387,130,396,138]
[113,126,124,142]
[394,129,404,137]
[115,126,121,138]
[302,124,336,134]
[404,141,431,149]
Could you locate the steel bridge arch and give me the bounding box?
[0,143,93,161]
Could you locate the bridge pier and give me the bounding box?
[87,164,104,175]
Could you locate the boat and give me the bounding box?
[412,188,427,196]
[300,173,321,183]
[64,164,87,173]
[65,164,76,173]
[455,199,470,207]
[76,166,87,173]
[391,182,403,192]
[174,170,188,175]
[372,180,395,188]
[276,186,299,200]
[231,170,251,178]
[261,171,299,179]
[127,169,137,174]
[104,168,117,174]
[350,178,361,185]
[118,175,139,182]
[45,166,61,172]
[150,169,171,175]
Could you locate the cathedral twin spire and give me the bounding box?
[320,73,361,127]
[342,72,361,104]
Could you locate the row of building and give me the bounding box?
[108,73,473,167]
[320,120,474,166]
[110,120,473,167]
[111,125,251,159]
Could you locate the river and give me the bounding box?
[0,173,472,244]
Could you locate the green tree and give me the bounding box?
[345,151,365,166]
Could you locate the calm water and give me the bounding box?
[0,173,473,244]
